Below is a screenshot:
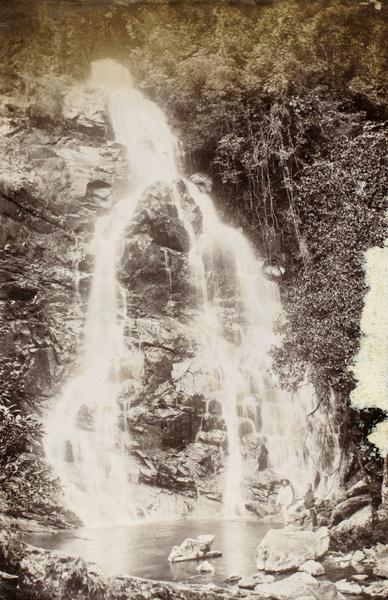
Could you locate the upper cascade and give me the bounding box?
[89,59,180,189]
[44,60,340,526]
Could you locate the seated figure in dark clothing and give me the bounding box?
[303,483,318,527]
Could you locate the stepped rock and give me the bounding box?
[168,535,218,563]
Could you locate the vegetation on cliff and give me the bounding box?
[0,0,387,512]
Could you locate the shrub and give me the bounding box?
[0,405,61,521]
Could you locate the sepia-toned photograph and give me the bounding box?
[0,1,387,599]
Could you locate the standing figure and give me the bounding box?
[276,478,294,524]
[303,483,318,527]
[257,441,269,471]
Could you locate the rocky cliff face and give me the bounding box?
[114,179,223,514]
[0,82,126,414]
[0,80,131,522]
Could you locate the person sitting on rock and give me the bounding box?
[303,483,318,528]
[276,478,294,524]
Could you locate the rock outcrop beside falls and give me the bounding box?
[0,80,130,523]
[0,83,126,411]
[114,178,230,513]
[114,175,282,515]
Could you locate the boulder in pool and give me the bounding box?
[168,535,221,563]
[196,560,215,573]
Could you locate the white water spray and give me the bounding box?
[45,60,180,525]
[45,59,330,524]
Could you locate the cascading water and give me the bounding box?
[45,59,336,525]
[45,60,180,525]
[178,184,329,511]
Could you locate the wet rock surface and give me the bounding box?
[0,80,127,414]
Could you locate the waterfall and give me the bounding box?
[45,60,180,525]
[45,59,327,525]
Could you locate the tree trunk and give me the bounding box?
[382,455,388,508]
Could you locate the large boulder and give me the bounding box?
[196,560,214,573]
[253,572,341,599]
[255,527,330,572]
[334,579,363,595]
[330,505,373,536]
[298,560,325,576]
[330,495,371,526]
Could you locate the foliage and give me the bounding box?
[270,123,388,396]
[0,405,62,520]
[1,1,387,108]
[329,514,388,552]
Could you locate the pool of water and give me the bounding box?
[24,518,280,586]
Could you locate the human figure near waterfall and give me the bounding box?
[301,483,318,527]
[276,478,294,524]
[257,440,269,471]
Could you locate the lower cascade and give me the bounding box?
[44,59,339,526]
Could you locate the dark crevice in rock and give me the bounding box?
[141,341,179,355]
[0,190,70,236]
